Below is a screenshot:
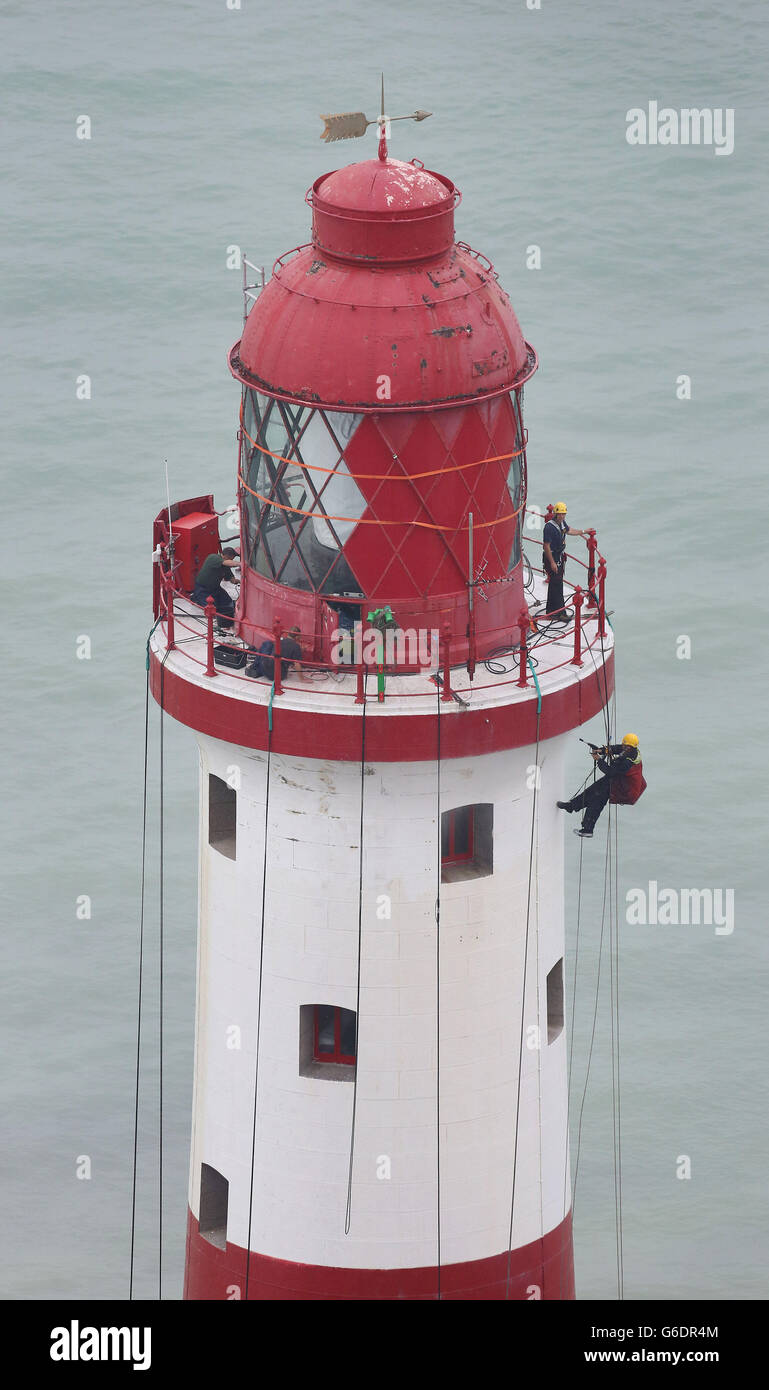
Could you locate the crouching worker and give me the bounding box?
[558,733,647,838]
[192,547,240,629]
[246,627,303,682]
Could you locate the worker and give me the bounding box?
[543,502,591,623]
[192,547,240,628]
[246,626,303,681]
[557,734,647,838]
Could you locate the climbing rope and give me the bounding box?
[505,684,541,1299]
[564,619,626,1299]
[129,664,151,1301]
[157,650,170,1300]
[571,816,612,1209]
[344,674,367,1234]
[435,678,443,1299]
[613,799,625,1298]
[244,690,274,1300]
[238,470,523,532]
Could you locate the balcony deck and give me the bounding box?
[149,568,613,725]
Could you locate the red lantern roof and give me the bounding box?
[229,156,536,412]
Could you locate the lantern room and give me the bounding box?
[228,156,538,663]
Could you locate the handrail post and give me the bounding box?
[164,573,175,653]
[273,618,283,695]
[517,606,530,687]
[597,558,607,638]
[204,597,217,677]
[545,502,555,525]
[440,622,453,702]
[571,585,584,665]
[355,661,365,704]
[586,528,598,606]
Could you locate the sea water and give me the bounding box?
[2,0,767,1299]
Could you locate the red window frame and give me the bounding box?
[442,806,475,865]
[313,1005,356,1066]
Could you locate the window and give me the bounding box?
[547,959,564,1043]
[199,1163,228,1249]
[440,803,493,883]
[298,1004,356,1081]
[240,390,366,595]
[208,774,236,859]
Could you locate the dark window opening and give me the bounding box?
[208,774,236,860]
[441,803,493,883]
[299,1004,356,1081]
[547,959,564,1043]
[199,1163,228,1249]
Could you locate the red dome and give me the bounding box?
[230,157,535,411]
[316,157,453,213]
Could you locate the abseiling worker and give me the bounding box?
[542,501,591,622]
[557,734,647,838]
[192,547,240,628]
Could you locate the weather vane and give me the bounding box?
[320,75,432,159]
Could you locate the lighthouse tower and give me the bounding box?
[150,134,614,1300]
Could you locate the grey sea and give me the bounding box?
[2,0,767,1301]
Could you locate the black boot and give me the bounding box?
[557,800,573,812]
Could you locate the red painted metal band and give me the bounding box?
[184,1207,574,1300]
[149,649,614,761]
[228,344,539,415]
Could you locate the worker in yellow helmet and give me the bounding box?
[543,502,591,624]
[557,734,647,838]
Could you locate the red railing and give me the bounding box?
[154,509,609,703]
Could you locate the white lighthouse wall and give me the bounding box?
[188,728,572,1270]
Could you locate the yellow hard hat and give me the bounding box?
[553,501,568,514]
[622,733,639,747]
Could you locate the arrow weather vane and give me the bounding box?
[320,75,432,159]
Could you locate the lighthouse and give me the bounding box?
[149,126,614,1300]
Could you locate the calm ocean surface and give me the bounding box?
[2,0,767,1300]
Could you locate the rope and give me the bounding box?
[609,662,625,1299]
[344,674,367,1234]
[244,690,273,1299]
[435,680,442,1299]
[608,806,622,1299]
[559,832,584,1301]
[505,692,541,1298]
[238,470,523,531]
[240,405,526,480]
[614,800,625,1298]
[129,665,151,1300]
[158,650,170,1300]
[571,817,612,1207]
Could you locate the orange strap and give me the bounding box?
[239,404,526,480]
[238,471,522,530]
